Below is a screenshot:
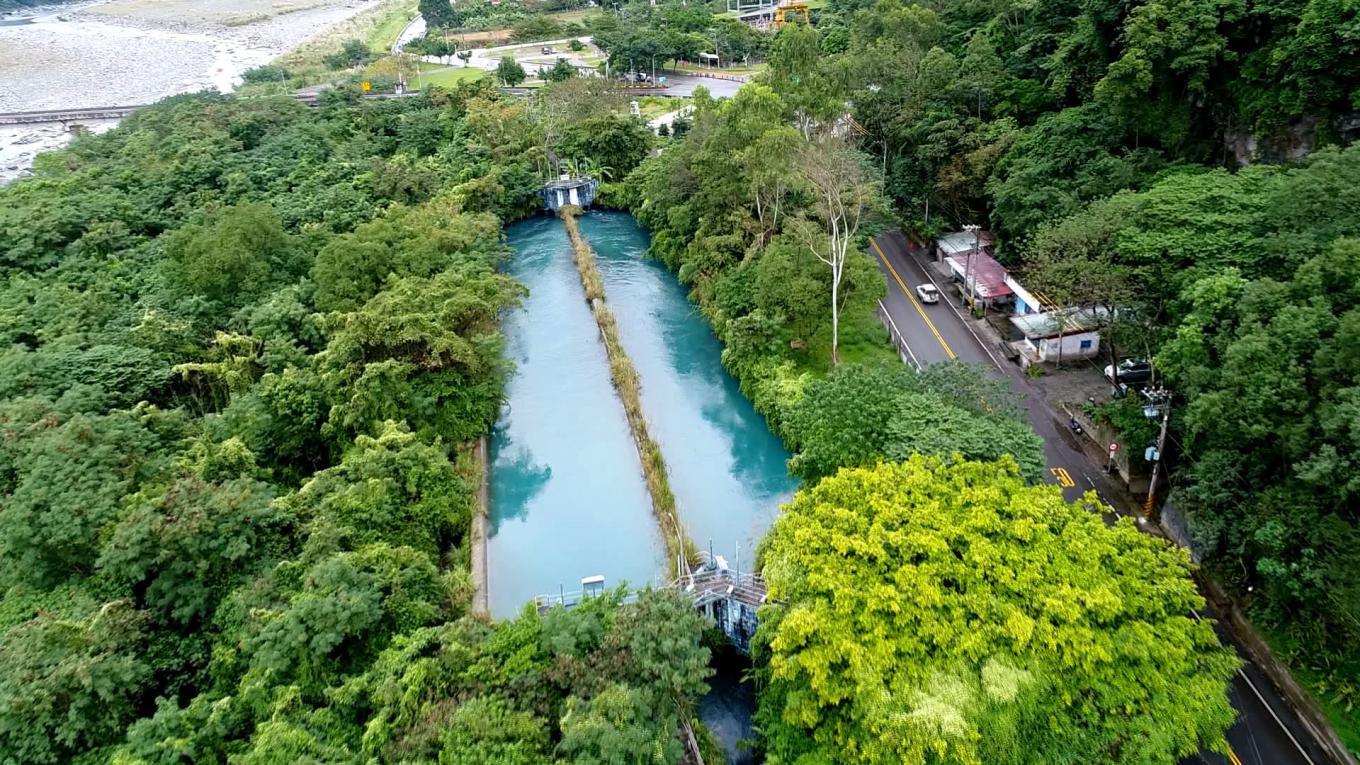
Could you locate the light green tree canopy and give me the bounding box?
[756,457,1238,765]
[785,361,1044,482]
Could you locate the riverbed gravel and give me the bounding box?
[0,0,379,183]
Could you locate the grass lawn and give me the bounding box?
[412,67,489,89]
[635,96,690,121]
[836,310,898,367]
[366,0,419,52]
[787,307,897,372]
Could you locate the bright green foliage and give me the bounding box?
[97,477,291,624]
[785,362,1045,483]
[0,91,550,762]
[322,266,524,443]
[113,693,247,765]
[286,422,470,558]
[1160,238,1360,700]
[437,697,551,765]
[558,684,680,764]
[228,544,449,693]
[987,106,1163,244]
[162,203,303,310]
[221,367,333,484]
[794,0,1360,242]
[311,198,504,313]
[631,83,893,434]
[756,458,1239,765]
[545,57,576,83]
[558,115,653,180]
[0,602,151,765]
[0,345,171,408]
[496,56,527,86]
[767,21,838,133]
[326,590,707,765]
[0,407,176,588]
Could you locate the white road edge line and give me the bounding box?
[899,237,1006,372]
[1235,666,1317,765]
[1189,610,1319,765]
[893,237,1315,765]
[878,299,922,371]
[901,232,1317,765]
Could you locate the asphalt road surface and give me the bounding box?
[869,230,1334,765]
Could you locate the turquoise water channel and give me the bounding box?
[487,212,796,618]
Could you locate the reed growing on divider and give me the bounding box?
[559,206,699,570]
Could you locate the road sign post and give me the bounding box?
[1106,442,1119,474]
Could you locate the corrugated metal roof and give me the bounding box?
[1009,307,1109,339]
[944,252,1014,299]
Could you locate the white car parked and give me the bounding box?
[915,284,940,304]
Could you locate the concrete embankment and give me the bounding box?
[470,435,489,618]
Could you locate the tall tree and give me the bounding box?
[418,0,459,30]
[767,20,836,137]
[796,136,880,365]
[1024,205,1140,371]
[496,56,527,87]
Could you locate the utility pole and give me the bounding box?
[962,224,980,314]
[1142,386,1172,521]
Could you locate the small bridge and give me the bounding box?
[0,90,422,127]
[534,552,769,654]
[0,105,148,126]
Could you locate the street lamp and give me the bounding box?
[1140,386,1172,520]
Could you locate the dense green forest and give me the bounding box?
[618,0,1360,750]
[0,86,720,763]
[5,0,1360,756]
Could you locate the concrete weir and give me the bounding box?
[540,177,598,211]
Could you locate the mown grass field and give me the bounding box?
[413,65,489,89]
[366,0,420,52]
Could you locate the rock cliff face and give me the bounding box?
[1225,111,1360,166]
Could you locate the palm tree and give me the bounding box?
[584,157,615,181]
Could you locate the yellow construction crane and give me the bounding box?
[773,1,809,27]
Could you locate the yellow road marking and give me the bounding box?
[1050,467,1075,488]
[1228,749,1243,765]
[871,239,956,360]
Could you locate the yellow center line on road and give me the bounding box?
[871,238,956,360]
[1228,749,1244,765]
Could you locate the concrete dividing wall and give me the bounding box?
[471,435,489,618]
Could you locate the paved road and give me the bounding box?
[870,231,1334,765]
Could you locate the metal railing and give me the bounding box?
[878,300,922,371]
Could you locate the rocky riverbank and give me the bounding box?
[0,0,379,183]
